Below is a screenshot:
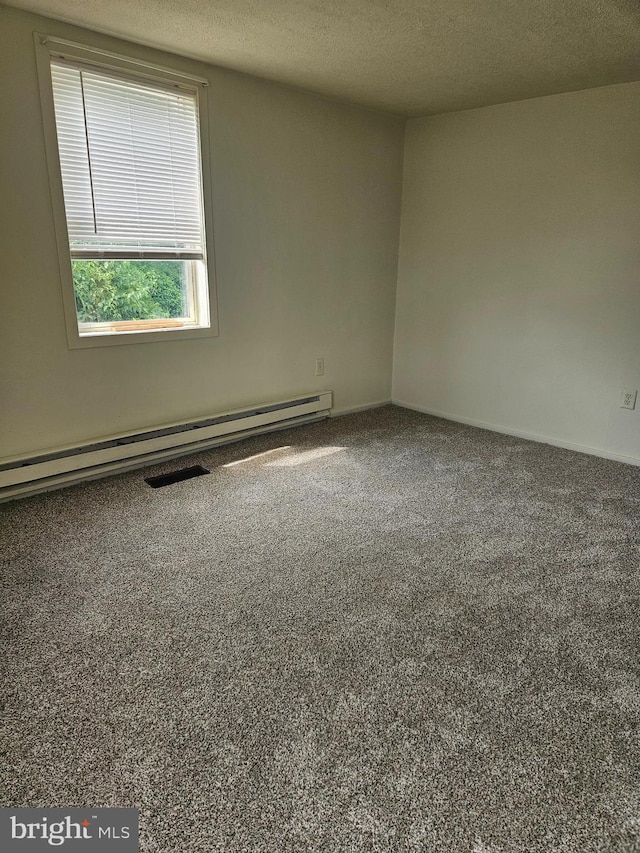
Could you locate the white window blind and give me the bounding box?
[50,60,205,260]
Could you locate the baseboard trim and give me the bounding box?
[331,400,392,418]
[392,399,640,468]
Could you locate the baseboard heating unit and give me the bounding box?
[0,391,333,501]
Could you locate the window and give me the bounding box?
[36,36,217,346]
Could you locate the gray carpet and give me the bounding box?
[1,405,639,852]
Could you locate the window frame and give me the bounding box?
[35,33,219,348]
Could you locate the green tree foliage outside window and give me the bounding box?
[72,260,187,323]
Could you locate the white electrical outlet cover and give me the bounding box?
[621,389,637,410]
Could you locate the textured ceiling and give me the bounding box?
[5,0,640,115]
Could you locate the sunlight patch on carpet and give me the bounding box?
[266,446,346,467]
[223,446,291,467]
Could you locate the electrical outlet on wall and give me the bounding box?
[621,389,637,410]
[315,358,325,377]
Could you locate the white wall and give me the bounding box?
[393,82,640,463]
[0,6,404,459]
